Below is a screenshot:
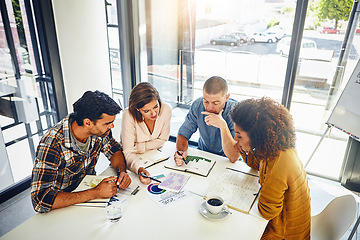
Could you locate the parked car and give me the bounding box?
[266,26,285,40]
[320,27,340,34]
[265,31,282,41]
[229,31,248,43]
[210,34,242,46]
[249,32,277,43]
[276,37,317,56]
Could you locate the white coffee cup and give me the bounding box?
[206,196,225,215]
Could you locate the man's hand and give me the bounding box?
[138,167,151,185]
[94,176,118,198]
[174,150,187,166]
[116,171,131,189]
[201,109,226,129]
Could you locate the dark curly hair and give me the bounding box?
[128,82,162,123]
[72,90,121,126]
[230,97,296,160]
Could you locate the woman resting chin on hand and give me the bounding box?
[230,97,311,240]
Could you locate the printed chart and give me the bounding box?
[145,172,189,208]
[147,183,166,195]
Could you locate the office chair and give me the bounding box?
[311,194,357,240]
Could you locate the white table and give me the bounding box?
[1,141,268,240]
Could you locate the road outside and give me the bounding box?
[193,31,360,134]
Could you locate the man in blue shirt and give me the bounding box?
[174,76,239,164]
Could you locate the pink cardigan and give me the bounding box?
[120,102,172,173]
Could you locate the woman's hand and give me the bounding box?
[138,167,151,185]
[233,141,248,155]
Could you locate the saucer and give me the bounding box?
[199,202,229,220]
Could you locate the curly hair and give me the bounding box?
[230,97,296,160]
[128,82,162,123]
[72,90,121,126]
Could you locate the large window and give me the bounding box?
[0,0,59,198]
[108,0,359,181]
[105,0,124,108]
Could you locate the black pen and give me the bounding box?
[116,169,121,188]
[139,173,162,183]
[176,151,187,165]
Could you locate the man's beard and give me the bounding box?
[99,129,111,138]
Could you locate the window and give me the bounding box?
[105,0,123,108]
[110,0,359,181]
[0,0,59,197]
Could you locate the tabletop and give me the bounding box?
[1,141,268,240]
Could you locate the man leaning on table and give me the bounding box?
[174,76,239,165]
[31,91,131,213]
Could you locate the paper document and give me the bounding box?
[205,169,260,214]
[138,149,170,169]
[158,171,190,193]
[145,172,189,208]
[164,155,216,177]
[73,175,139,207]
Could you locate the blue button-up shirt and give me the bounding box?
[178,97,238,156]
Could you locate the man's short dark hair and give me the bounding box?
[72,90,121,126]
[203,76,228,96]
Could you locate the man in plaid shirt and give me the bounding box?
[31,91,131,213]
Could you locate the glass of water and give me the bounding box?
[105,200,123,223]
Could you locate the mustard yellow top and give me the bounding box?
[243,148,311,240]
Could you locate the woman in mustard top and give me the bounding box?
[230,97,311,240]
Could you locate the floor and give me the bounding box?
[1,167,360,239]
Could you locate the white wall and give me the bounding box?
[52,0,112,113]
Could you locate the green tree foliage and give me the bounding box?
[267,19,280,29]
[314,0,353,29]
[11,0,26,49]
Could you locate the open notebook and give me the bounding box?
[164,155,216,177]
[138,149,171,169]
[72,175,139,207]
[204,168,260,214]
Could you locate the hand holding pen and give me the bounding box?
[138,173,162,183]
[174,150,188,166]
[137,167,152,185]
[116,169,132,189]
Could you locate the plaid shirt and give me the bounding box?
[31,114,121,213]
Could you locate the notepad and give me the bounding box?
[138,149,170,169]
[73,175,139,207]
[73,175,110,207]
[204,169,261,214]
[164,155,216,177]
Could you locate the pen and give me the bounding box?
[139,173,162,183]
[131,186,140,195]
[176,151,188,165]
[116,169,121,188]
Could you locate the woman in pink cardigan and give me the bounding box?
[121,82,172,184]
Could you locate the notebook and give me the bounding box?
[138,149,171,169]
[73,175,139,207]
[204,168,261,214]
[164,155,216,177]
